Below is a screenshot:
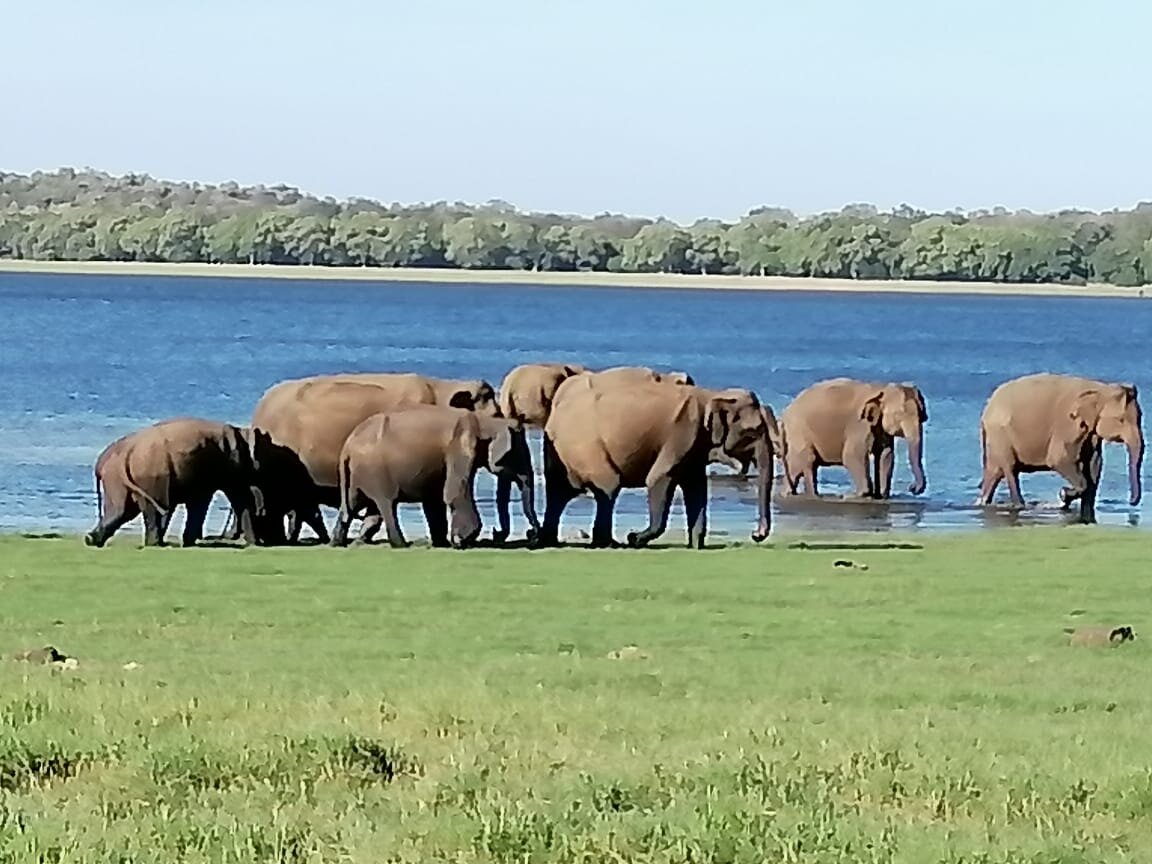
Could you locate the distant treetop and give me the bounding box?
[1,168,1151,286]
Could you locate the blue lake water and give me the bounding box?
[2,271,1150,542]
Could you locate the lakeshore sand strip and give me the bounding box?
[0,258,1146,299]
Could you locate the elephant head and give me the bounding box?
[444,379,502,417]
[483,418,540,543]
[499,363,587,426]
[705,389,773,542]
[658,370,695,386]
[862,384,928,495]
[1072,384,1143,505]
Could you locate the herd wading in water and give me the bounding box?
[83,365,1145,550]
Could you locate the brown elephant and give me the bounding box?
[498,362,587,426]
[708,392,787,477]
[978,373,1143,523]
[591,366,695,387]
[539,383,773,549]
[237,372,501,543]
[85,417,260,548]
[330,406,538,548]
[781,378,928,498]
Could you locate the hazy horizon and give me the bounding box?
[5,0,1150,223]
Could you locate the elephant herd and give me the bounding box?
[83,364,1145,551]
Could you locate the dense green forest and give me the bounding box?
[2,169,1151,285]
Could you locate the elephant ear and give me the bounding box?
[444,419,480,505]
[1070,390,1102,431]
[486,422,518,470]
[860,393,884,426]
[705,396,736,448]
[909,386,928,423]
[448,389,476,410]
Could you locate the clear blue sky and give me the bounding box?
[4,0,1149,222]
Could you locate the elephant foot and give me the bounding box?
[1058,487,1083,510]
[625,531,653,549]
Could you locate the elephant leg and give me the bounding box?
[303,507,330,544]
[681,475,708,550]
[540,437,578,547]
[422,499,450,548]
[877,444,895,499]
[1002,467,1025,508]
[783,463,799,494]
[1054,462,1088,510]
[330,500,356,547]
[381,499,408,548]
[1078,448,1102,525]
[783,450,806,495]
[802,464,820,495]
[977,464,1003,505]
[627,471,676,549]
[141,500,166,547]
[286,510,303,544]
[1057,447,1100,523]
[221,508,242,541]
[843,434,873,498]
[846,458,872,499]
[181,497,210,547]
[85,496,139,548]
[359,512,384,544]
[589,487,619,548]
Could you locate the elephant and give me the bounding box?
[707,393,788,477]
[977,373,1143,523]
[590,366,695,387]
[330,406,538,548]
[780,378,928,499]
[85,417,260,548]
[498,362,587,426]
[230,372,502,543]
[538,382,774,549]
[224,426,326,545]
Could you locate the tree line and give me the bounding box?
[2,169,1152,286]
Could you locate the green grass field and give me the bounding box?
[1,530,1150,862]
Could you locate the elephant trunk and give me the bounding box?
[1125,427,1144,506]
[751,435,773,542]
[904,424,927,495]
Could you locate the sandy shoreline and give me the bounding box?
[0,258,1145,299]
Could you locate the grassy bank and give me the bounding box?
[1,530,1150,861]
[0,258,1146,298]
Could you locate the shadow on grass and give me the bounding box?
[788,541,924,551]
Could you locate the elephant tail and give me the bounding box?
[120,450,168,515]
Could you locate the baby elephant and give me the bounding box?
[86,417,260,548]
[330,405,538,549]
